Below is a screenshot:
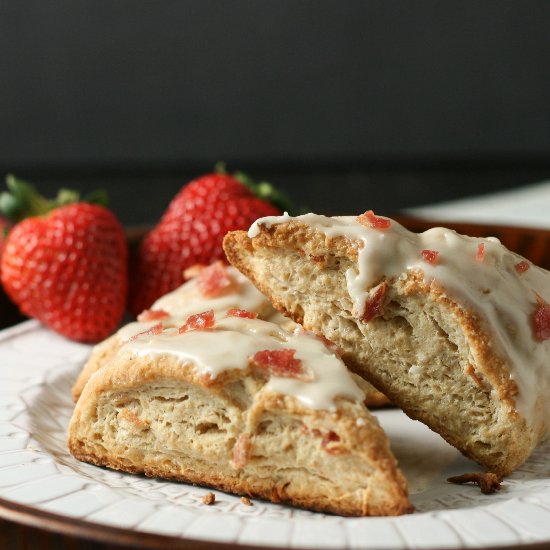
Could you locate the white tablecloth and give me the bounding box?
[409,180,550,228]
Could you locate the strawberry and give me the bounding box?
[0,176,128,342]
[130,168,292,315]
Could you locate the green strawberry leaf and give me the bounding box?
[0,174,109,222]
[83,189,109,207]
[232,170,298,215]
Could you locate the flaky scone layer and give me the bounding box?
[72,301,389,408]
[68,352,411,517]
[224,222,545,475]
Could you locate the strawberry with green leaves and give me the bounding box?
[0,176,128,342]
[130,168,292,315]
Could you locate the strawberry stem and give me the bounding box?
[0,175,52,221]
[0,175,109,222]
[233,170,297,215]
[83,189,109,207]
[56,188,81,206]
[214,161,227,174]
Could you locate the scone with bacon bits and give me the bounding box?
[68,310,410,517]
[72,261,389,408]
[71,262,274,402]
[224,211,550,475]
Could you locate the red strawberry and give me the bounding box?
[0,177,128,342]
[130,169,291,315]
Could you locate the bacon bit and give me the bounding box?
[357,210,391,230]
[232,433,251,469]
[250,349,311,381]
[311,428,322,437]
[321,431,346,455]
[533,293,550,341]
[178,310,215,334]
[240,496,253,506]
[197,261,233,298]
[183,264,206,279]
[129,322,164,341]
[476,243,485,262]
[421,249,439,265]
[360,281,388,323]
[227,308,258,319]
[119,408,150,430]
[136,309,170,322]
[202,492,216,505]
[447,472,502,494]
[515,260,530,274]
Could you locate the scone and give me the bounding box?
[68,311,411,517]
[72,261,389,408]
[223,211,550,475]
[71,262,274,402]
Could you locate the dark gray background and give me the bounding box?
[1,1,550,223]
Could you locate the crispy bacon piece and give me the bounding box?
[119,408,150,430]
[227,308,258,319]
[447,472,502,494]
[129,322,164,341]
[178,310,215,334]
[360,281,388,323]
[232,433,251,469]
[515,260,530,274]
[321,431,346,455]
[250,349,311,380]
[197,261,233,297]
[476,243,485,262]
[421,249,439,265]
[136,309,170,322]
[356,210,391,230]
[533,293,550,341]
[202,492,216,505]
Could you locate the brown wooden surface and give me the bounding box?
[1,217,550,549]
[396,215,550,272]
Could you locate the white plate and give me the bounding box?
[2,320,550,549]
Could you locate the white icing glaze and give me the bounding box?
[248,212,550,429]
[249,211,291,238]
[152,266,271,318]
[117,320,163,341]
[123,315,364,411]
[114,266,274,343]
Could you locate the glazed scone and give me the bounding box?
[72,262,390,407]
[68,312,411,517]
[268,313,389,408]
[223,212,550,475]
[71,262,274,402]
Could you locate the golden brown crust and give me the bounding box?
[223,224,540,475]
[68,350,411,517]
[71,334,120,402]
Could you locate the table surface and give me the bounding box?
[3,184,550,550]
[0,518,129,550]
